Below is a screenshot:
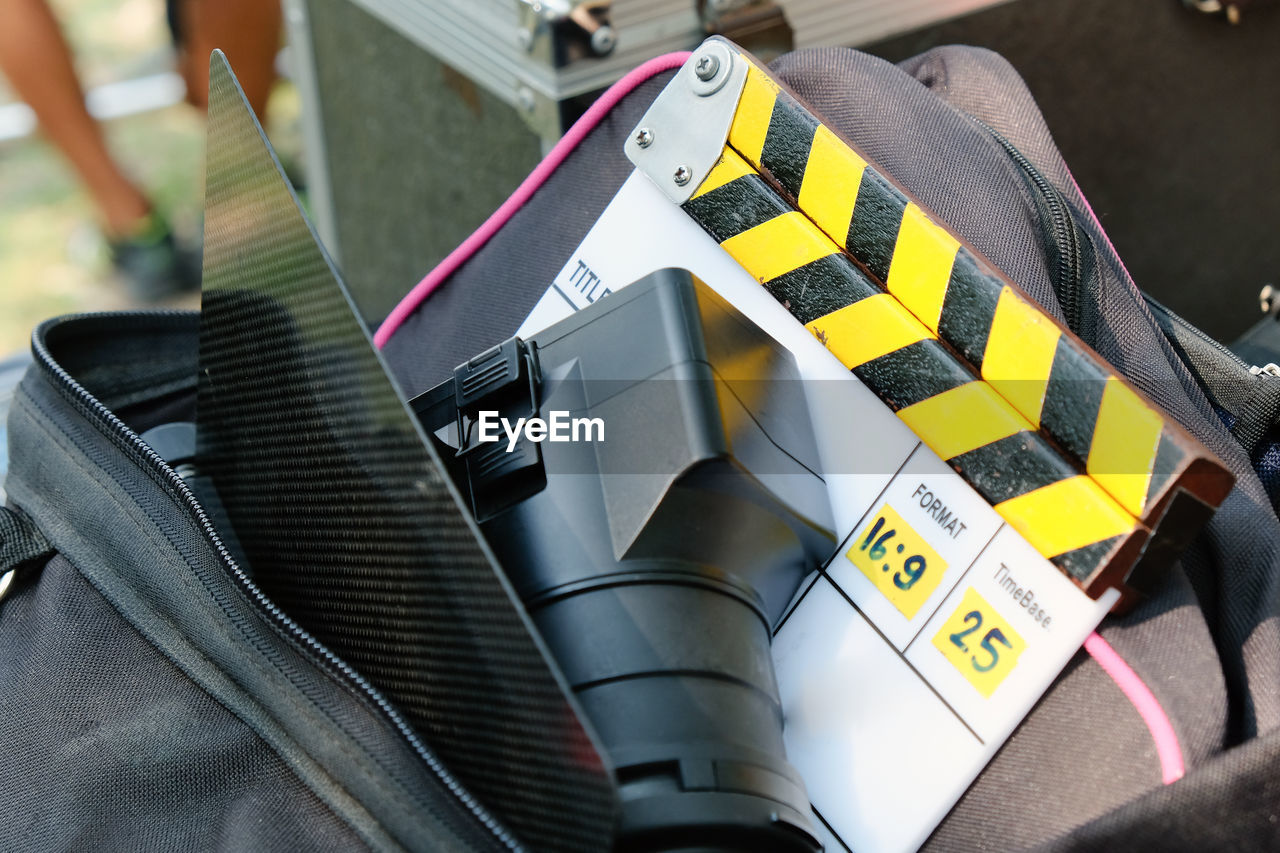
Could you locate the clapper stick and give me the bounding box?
[626,39,1233,604]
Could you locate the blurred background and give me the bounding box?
[0,0,301,355]
[0,0,1276,359]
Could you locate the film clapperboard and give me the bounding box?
[519,39,1232,853]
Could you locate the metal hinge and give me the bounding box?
[624,38,748,205]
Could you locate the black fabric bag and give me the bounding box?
[1,313,535,851]
[3,44,1279,851]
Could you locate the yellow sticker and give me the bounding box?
[847,504,947,619]
[932,588,1026,698]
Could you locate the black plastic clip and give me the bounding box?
[448,337,546,521]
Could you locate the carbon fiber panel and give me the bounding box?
[197,52,615,851]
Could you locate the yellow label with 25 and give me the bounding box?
[933,587,1026,698]
[847,504,947,619]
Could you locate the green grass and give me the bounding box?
[0,0,301,355]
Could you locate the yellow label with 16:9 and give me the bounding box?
[847,504,947,619]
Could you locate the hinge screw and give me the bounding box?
[694,54,720,81]
[673,165,692,186]
[635,127,654,148]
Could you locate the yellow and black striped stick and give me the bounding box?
[717,58,1233,536]
[682,148,1148,598]
[629,43,1235,602]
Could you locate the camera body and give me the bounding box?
[414,268,834,850]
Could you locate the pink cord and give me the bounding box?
[373,51,693,349]
[1067,158,1186,780]
[1070,175,1183,783]
[1084,631,1185,784]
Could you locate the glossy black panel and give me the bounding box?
[197,52,613,852]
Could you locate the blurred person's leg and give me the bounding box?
[0,0,151,237]
[174,0,281,119]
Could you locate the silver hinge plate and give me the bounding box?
[624,38,747,205]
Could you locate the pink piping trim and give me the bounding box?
[1084,631,1185,784]
[373,51,694,349]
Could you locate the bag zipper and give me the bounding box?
[972,118,1085,333]
[1145,294,1253,372]
[972,121,1262,385]
[29,311,519,852]
[966,122,1280,450]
